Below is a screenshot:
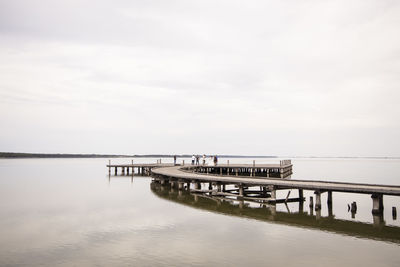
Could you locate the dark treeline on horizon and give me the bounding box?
[0,152,278,159]
[0,152,398,159]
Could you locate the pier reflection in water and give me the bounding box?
[150,181,400,244]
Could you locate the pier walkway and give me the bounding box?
[153,166,400,196]
[106,160,400,216]
[150,165,400,215]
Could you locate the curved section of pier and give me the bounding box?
[106,161,400,215]
[152,166,400,196]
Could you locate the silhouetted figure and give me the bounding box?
[214,155,218,166]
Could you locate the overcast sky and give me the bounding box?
[0,0,399,156]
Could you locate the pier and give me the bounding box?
[107,160,400,217]
[107,160,175,176]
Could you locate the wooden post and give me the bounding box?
[115,167,117,175]
[371,194,384,214]
[351,201,357,213]
[299,200,304,213]
[178,181,184,190]
[316,208,321,220]
[315,191,321,210]
[194,181,201,190]
[298,189,304,201]
[270,186,276,200]
[393,207,397,220]
[327,191,332,204]
[373,213,384,227]
[309,196,314,209]
[239,184,244,198]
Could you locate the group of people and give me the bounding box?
[172,155,219,166]
[191,154,218,166]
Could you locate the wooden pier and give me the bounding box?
[107,160,400,216]
[107,159,293,178]
[107,160,175,176]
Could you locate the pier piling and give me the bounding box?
[315,191,321,210]
[371,194,384,214]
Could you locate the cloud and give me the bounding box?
[0,0,399,156]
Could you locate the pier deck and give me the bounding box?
[152,166,400,196]
[106,160,400,215]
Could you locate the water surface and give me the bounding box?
[0,158,399,266]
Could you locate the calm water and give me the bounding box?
[0,158,399,266]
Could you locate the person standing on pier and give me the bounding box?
[202,154,206,165]
[214,155,218,166]
[196,155,200,165]
[174,155,177,166]
[192,155,195,165]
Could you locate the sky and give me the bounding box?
[0,0,399,156]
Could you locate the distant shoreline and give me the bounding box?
[0,152,399,159]
[0,152,277,159]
